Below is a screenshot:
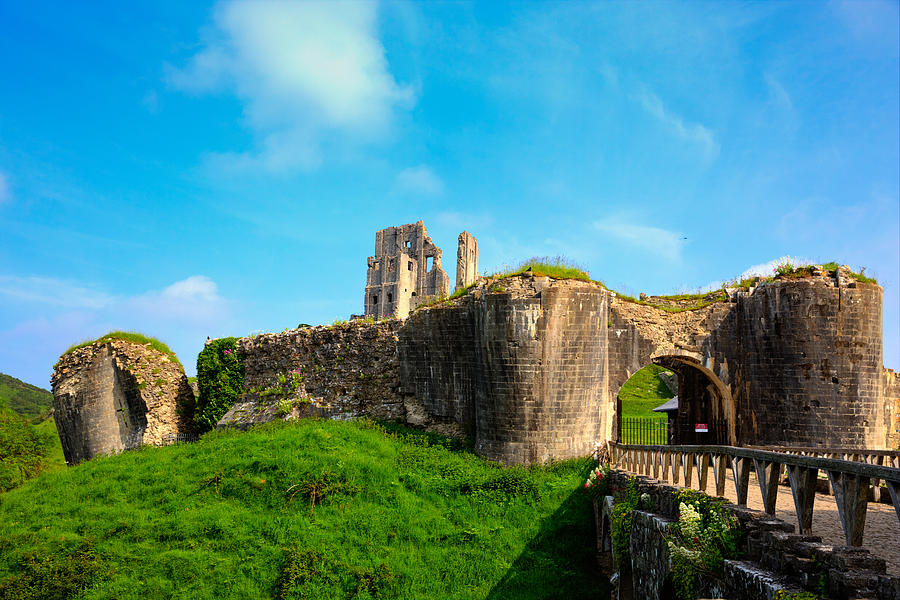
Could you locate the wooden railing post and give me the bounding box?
[753,458,782,515]
[828,470,869,546]
[786,465,818,534]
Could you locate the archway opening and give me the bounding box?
[653,355,734,445]
[616,364,677,445]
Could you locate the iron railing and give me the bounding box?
[618,416,668,445]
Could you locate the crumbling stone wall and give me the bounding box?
[364,221,450,319]
[606,471,899,600]
[52,340,194,465]
[608,269,892,449]
[220,320,405,429]
[455,231,478,291]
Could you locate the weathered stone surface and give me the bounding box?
[399,275,607,464]
[364,221,450,319]
[51,340,194,465]
[221,320,407,429]
[455,230,478,291]
[609,268,896,449]
[224,264,896,465]
[605,471,899,599]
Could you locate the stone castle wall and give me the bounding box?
[706,279,886,448]
[220,320,405,428]
[52,340,194,465]
[226,270,893,462]
[400,276,607,463]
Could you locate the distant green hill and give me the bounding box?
[0,419,607,599]
[0,373,53,421]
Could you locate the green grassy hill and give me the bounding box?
[0,420,607,600]
[0,373,53,421]
[618,364,674,418]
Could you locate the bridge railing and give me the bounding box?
[609,442,900,548]
[746,446,900,469]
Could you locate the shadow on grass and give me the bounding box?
[485,488,611,600]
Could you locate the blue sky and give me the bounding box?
[1,1,897,388]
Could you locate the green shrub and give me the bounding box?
[194,338,244,432]
[0,540,103,600]
[0,403,54,492]
[610,477,640,561]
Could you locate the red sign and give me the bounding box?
[695,423,709,433]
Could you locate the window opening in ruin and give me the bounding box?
[406,240,411,250]
[411,292,417,297]
[408,261,413,271]
[427,256,433,272]
[388,293,393,303]
[372,295,378,305]
[373,261,379,270]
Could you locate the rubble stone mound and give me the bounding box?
[52,338,195,465]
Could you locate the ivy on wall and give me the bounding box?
[194,338,244,432]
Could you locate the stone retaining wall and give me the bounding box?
[605,471,899,600]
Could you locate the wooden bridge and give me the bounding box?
[609,443,900,548]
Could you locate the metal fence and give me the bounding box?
[618,416,668,445]
[161,433,199,445]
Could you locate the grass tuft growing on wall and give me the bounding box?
[61,331,181,365]
[492,256,592,282]
[0,419,607,600]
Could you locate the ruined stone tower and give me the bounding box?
[455,231,478,291]
[364,221,450,319]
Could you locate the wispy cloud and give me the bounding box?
[434,211,494,231]
[0,275,234,384]
[168,0,414,173]
[394,166,444,196]
[0,171,10,204]
[592,217,685,263]
[633,88,719,161]
[0,275,113,309]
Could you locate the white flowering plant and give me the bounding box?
[666,495,740,600]
[582,463,611,499]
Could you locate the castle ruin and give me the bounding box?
[364,221,478,319]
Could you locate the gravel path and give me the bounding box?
[672,469,899,576]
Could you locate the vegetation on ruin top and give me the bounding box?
[613,259,877,313]
[61,331,181,365]
[0,419,607,599]
[493,256,593,282]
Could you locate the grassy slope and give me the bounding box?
[32,416,66,471]
[0,373,53,421]
[0,420,607,600]
[618,364,673,418]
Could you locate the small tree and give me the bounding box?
[0,402,54,491]
[194,338,244,432]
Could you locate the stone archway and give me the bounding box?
[652,354,735,445]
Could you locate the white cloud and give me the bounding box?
[700,255,816,291]
[633,88,719,161]
[0,172,10,204]
[394,166,444,196]
[128,276,229,323]
[593,218,685,263]
[0,275,113,309]
[0,275,235,383]
[169,0,414,173]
